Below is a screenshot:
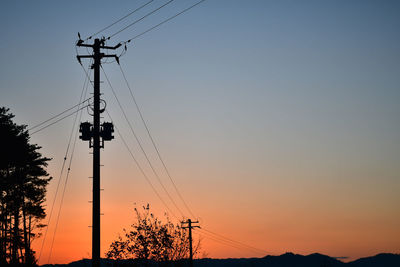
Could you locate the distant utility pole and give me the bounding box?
[76,37,120,267]
[182,219,200,267]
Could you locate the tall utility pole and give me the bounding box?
[182,219,200,267]
[76,37,119,267]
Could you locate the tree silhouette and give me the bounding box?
[106,204,200,264]
[0,107,52,265]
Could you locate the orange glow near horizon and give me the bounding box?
[31,155,400,265]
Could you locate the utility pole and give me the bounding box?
[182,219,200,267]
[76,37,119,267]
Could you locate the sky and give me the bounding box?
[1,0,400,265]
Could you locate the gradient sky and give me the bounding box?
[1,0,399,265]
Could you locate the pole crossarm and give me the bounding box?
[76,53,119,65]
[100,43,122,50]
[77,38,122,50]
[77,54,119,65]
[181,220,200,229]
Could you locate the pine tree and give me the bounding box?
[0,107,52,265]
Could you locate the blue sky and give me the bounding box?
[1,0,400,264]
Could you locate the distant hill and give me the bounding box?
[347,253,400,267]
[195,252,344,267]
[41,252,400,267]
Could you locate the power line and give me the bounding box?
[46,152,72,263]
[40,65,91,263]
[105,110,178,220]
[201,228,267,254]
[38,68,91,261]
[30,104,89,135]
[47,67,91,264]
[85,0,154,41]
[191,227,265,255]
[37,153,68,262]
[46,140,77,263]
[195,229,267,256]
[107,0,175,40]
[77,58,95,88]
[29,98,92,132]
[195,229,250,252]
[198,228,268,255]
[195,229,260,255]
[101,66,186,218]
[123,0,206,43]
[118,63,196,219]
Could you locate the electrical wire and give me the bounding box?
[38,70,91,262]
[46,109,85,263]
[195,229,252,252]
[37,154,66,262]
[78,60,95,89]
[105,110,178,220]
[195,229,259,254]
[47,66,91,264]
[201,228,267,254]
[39,63,92,263]
[101,66,185,218]
[29,98,92,132]
[107,0,175,40]
[123,0,206,43]
[30,104,89,135]
[198,228,268,255]
[37,143,69,262]
[85,0,154,41]
[118,63,196,219]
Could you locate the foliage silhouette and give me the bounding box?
[106,204,200,265]
[0,107,52,265]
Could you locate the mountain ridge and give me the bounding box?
[41,252,400,267]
